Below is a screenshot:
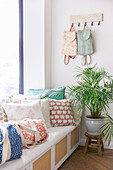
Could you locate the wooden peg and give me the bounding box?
[91,22,93,26]
[78,23,80,27]
[84,22,87,26]
[98,21,100,26]
[71,23,74,27]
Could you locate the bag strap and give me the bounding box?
[15,119,41,149]
[16,124,38,148]
[70,26,74,32]
[26,118,40,142]
[81,55,91,66]
[64,55,70,65]
[64,26,76,65]
[64,55,76,65]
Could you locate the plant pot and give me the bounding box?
[85,115,105,135]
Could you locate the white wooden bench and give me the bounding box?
[0,125,80,170]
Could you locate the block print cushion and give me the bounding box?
[49,99,75,127]
[2,100,45,124]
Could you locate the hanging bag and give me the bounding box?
[62,26,77,65]
[77,29,94,66]
[77,29,94,56]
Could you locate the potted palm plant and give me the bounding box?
[68,65,113,136]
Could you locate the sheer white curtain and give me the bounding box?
[0,0,19,96]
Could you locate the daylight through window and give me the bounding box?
[0,0,19,96]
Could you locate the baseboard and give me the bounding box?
[80,138,85,146]
[80,138,113,149]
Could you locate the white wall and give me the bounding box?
[45,0,52,89]
[23,0,113,147]
[24,0,45,94]
[51,0,113,147]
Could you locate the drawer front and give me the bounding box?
[55,136,67,165]
[33,149,51,170]
[70,126,79,150]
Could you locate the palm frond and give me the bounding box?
[100,114,113,146]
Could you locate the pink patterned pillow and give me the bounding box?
[49,99,75,126]
[2,100,45,123]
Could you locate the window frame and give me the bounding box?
[19,0,24,94]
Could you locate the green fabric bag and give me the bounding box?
[77,29,94,56]
[28,86,66,100]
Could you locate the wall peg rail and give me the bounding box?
[70,13,103,25]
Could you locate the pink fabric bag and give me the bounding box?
[62,26,77,65]
[15,118,47,148]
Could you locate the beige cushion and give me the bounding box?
[41,99,51,128]
[71,104,82,125]
[65,86,82,125]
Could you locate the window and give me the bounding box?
[0,0,23,96]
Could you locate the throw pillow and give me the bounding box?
[28,86,66,100]
[65,86,82,125]
[40,98,51,128]
[0,95,13,106]
[12,94,41,104]
[2,100,45,124]
[71,103,82,125]
[0,106,8,122]
[49,99,75,127]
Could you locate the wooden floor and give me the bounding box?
[58,146,113,170]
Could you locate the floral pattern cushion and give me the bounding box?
[2,100,45,124]
[49,99,75,127]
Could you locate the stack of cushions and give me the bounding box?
[1,99,76,128]
[28,86,66,100]
[0,86,81,128]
